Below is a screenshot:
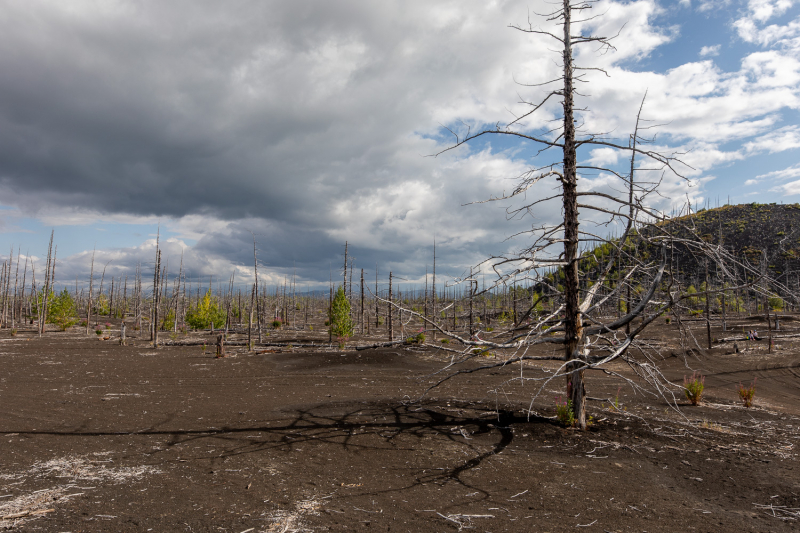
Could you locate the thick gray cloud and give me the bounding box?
[0,0,565,284]
[0,1,797,287]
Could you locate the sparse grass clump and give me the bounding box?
[684,372,705,406]
[738,378,756,407]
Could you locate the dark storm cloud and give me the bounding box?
[0,0,560,282]
[3,1,755,284]
[0,1,498,220]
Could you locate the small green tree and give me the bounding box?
[186,290,226,330]
[47,289,78,331]
[330,286,353,340]
[93,293,110,315]
[161,309,176,331]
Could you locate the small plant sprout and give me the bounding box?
[95,329,103,336]
[684,372,705,406]
[737,378,756,408]
[271,319,282,329]
[613,386,622,410]
[405,331,426,344]
[555,397,576,427]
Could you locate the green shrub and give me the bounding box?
[47,289,78,331]
[556,398,575,427]
[91,293,110,316]
[737,379,756,408]
[161,310,175,331]
[330,286,353,340]
[186,290,226,330]
[405,332,425,344]
[684,372,705,406]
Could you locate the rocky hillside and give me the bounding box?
[654,202,800,281]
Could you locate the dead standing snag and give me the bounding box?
[430,1,739,429]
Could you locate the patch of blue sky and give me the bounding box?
[0,213,191,260]
[634,1,800,75]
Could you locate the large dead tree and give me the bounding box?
[423,0,777,429]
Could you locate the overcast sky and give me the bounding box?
[0,0,798,290]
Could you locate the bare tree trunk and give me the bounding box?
[388,272,393,341]
[248,283,255,350]
[721,282,727,332]
[18,253,27,329]
[252,234,262,342]
[2,247,11,328]
[39,231,55,336]
[11,249,20,329]
[559,1,586,429]
[767,295,773,353]
[343,241,348,294]
[705,261,712,350]
[0,261,7,328]
[152,249,161,347]
[432,240,437,341]
[469,267,474,336]
[360,269,365,334]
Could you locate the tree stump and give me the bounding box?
[215,334,225,358]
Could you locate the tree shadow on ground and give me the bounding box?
[14,399,562,501]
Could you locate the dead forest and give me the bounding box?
[2,203,798,352]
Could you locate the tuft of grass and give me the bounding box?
[612,386,622,410]
[684,372,705,406]
[737,378,756,408]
